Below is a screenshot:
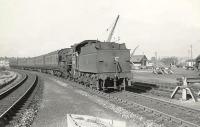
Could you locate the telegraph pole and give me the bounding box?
[190,44,193,59]
[190,44,193,66]
[155,51,157,66]
[188,49,190,60]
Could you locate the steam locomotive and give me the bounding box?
[10,40,131,90]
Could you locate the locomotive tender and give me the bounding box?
[10,40,131,90]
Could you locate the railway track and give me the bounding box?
[0,71,25,96]
[10,70,200,127]
[111,91,200,127]
[0,71,38,122]
[63,78,200,127]
[128,83,179,99]
[0,72,18,90]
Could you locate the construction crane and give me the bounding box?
[106,15,120,42]
[130,45,139,59]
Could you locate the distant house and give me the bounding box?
[185,59,195,67]
[131,55,148,68]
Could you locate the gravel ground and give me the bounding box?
[31,73,162,127]
[8,75,44,127]
[132,68,200,86]
[131,68,200,111]
[0,73,21,94]
[0,71,17,87]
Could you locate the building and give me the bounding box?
[131,55,148,69]
[185,59,195,67]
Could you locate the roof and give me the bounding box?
[131,55,147,63]
[74,40,100,53]
[196,55,200,61]
[186,59,195,62]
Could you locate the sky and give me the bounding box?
[0,0,200,59]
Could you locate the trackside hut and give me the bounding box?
[131,55,148,68]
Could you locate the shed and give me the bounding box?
[131,55,148,66]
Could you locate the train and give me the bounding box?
[9,40,132,91]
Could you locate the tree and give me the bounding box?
[160,57,178,66]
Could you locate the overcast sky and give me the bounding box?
[0,0,200,58]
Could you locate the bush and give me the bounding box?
[0,66,7,71]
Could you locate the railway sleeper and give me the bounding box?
[142,110,154,117]
[148,112,161,120]
[113,96,120,100]
[163,122,179,127]
[180,123,198,127]
[136,110,147,115]
[181,116,200,124]
[161,115,172,122]
[40,69,200,127]
[154,117,165,124]
[130,103,140,108]
[169,119,183,126]
[123,104,136,110]
[136,107,146,112]
[0,117,8,127]
[144,109,153,114]
[116,98,127,104]
[143,113,157,120]
[116,100,127,106]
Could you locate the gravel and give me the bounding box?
[0,71,17,87]
[75,89,164,127]
[10,76,43,127]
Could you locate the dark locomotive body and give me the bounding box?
[72,40,131,90]
[9,40,131,91]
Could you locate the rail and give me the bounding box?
[122,91,200,127]
[0,71,38,118]
[69,79,200,127]
[0,72,27,98]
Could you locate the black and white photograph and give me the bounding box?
[0,0,200,126]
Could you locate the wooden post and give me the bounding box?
[171,77,198,102]
[102,80,105,90]
[114,78,117,89]
[123,78,126,91]
[171,86,180,99]
[126,79,131,86]
[96,80,99,90]
[182,89,187,100]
